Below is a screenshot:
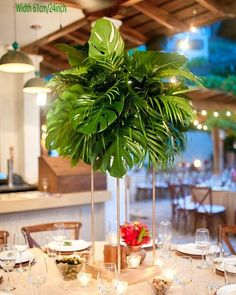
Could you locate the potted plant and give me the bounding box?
[46,18,200,177]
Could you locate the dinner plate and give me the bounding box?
[217,284,236,295]
[16,251,35,264]
[142,239,158,249]
[216,257,236,273]
[176,243,219,257]
[47,239,91,252]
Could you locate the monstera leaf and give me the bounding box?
[89,18,124,58]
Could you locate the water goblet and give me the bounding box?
[53,223,67,256]
[174,256,193,294]
[205,242,223,291]
[97,263,118,295]
[195,228,209,269]
[13,231,28,272]
[0,244,17,292]
[28,256,48,295]
[158,221,172,258]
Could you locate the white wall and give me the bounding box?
[0,52,42,183]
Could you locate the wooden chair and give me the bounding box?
[191,186,226,234]
[21,221,82,248]
[168,184,195,230]
[0,231,9,245]
[218,224,236,255]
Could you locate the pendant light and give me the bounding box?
[0,0,35,73]
[23,25,51,94]
[23,71,51,94]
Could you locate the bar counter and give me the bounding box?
[0,190,111,242]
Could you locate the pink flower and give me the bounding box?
[120,222,151,246]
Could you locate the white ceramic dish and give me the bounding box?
[176,243,219,256]
[47,239,91,252]
[216,257,236,273]
[217,284,236,295]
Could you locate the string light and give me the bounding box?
[203,125,208,131]
[213,111,219,117]
[190,9,198,33]
[193,159,202,168]
[226,111,231,117]
[197,124,202,129]
[193,120,199,126]
[201,110,207,116]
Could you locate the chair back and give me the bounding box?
[168,184,188,208]
[191,186,212,213]
[21,221,82,248]
[0,231,9,245]
[218,224,236,255]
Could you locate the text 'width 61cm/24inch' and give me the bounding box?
[15,3,67,13]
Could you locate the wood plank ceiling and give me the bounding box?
[21,0,236,75]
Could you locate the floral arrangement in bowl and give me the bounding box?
[120,222,150,246]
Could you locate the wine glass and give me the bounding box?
[158,221,172,258]
[53,224,67,256]
[97,263,118,295]
[195,228,209,269]
[206,242,223,291]
[0,244,17,292]
[13,231,28,272]
[174,256,192,294]
[28,256,48,295]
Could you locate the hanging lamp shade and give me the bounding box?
[0,42,35,73]
[23,77,51,93]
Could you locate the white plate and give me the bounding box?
[47,239,91,252]
[217,284,236,295]
[16,251,35,264]
[216,257,236,273]
[0,293,15,295]
[176,243,219,256]
[142,239,157,249]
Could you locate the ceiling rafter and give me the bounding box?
[195,0,236,17]
[39,44,67,59]
[22,18,87,53]
[133,1,188,31]
[66,33,85,45]
[120,24,148,45]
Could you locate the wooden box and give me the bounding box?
[38,156,106,193]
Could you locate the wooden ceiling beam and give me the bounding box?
[120,24,148,45]
[66,33,85,45]
[39,44,67,60]
[22,18,87,53]
[195,0,236,17]
[133,1,188,31]
[41,56,68,72]
[52,0,81,9]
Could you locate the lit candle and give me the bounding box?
[78,272,92,287]
[116,280,128,295]
[127,254,141,269]
[154,258,163,268]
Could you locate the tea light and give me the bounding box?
[116,280,128,295]
[78,272,92,287]
[154,258,164,268]
[127,254,141,269]
[162,269,174,282]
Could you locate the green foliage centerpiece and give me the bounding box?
[45,18,200,270]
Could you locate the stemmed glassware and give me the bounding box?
[53,224,67,256]
[158,221,172,258]
[97,263,118,295]
[28,256,48,295]
[174,256,193,294]
[195,228,209,269]
[206,242,223,291]
[0,244,17,292]
[13,231,28,272]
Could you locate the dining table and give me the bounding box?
[0,241,227,295]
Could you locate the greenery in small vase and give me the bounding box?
[46,18,201,178]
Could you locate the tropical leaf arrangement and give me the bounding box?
[46,18,201,178]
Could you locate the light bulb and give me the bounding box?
[193,159,201,168]
[201,110,207,116]
[193,120,199,126]
[226,111,231,117]
[190,25,197,33]
[203,125,208,131]
[213,111,219,117]
[197,124,202,129]
[178,38,189,51]
[37,93,47,106]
